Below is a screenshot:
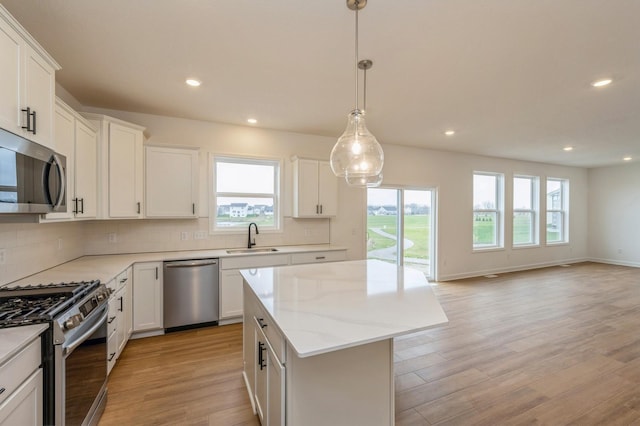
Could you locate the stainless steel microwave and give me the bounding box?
[0,127,66,214]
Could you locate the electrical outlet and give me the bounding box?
[181,231,190,241]
[108,233,117,243]
[194,231,207,240]
[0,249,6,265]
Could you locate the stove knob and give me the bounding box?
[97,293,105,301]
[64,314,82,330]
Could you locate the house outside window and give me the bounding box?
[210,155,281,232]
[546,178,568,243]
[513,175,539,246]
[473,172,504,249]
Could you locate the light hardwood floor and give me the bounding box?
[99,262,640,425]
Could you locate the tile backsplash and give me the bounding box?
[0,221,85,286]
[0,217,330,286]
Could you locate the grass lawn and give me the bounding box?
[367,215,430,259]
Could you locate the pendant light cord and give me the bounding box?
[363,65,367,111]
[355,3,359,111]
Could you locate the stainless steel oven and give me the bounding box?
[0,281,110,426]
[55,301,108,426]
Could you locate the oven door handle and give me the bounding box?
[63,306,108,356]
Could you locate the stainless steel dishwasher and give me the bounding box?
[163,258,219,331]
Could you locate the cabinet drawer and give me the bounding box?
[107,332,118,375]
[290,250,346,265]
[116,269,129,290]
[221,254,289,270]
[108,299,118,336]
[105,278,117,294]
[0,338,40,406]
[255,314,285,364]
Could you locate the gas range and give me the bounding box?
[0,280,111,425]
[0,281,110,342]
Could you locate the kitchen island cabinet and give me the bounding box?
[241,259,448,426]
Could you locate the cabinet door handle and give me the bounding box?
[257,318,267,328]
[0,387,5,396]
[315,256,326,260]
[320,204,323,214]
[31,110,37,134]
[73,198,78,214]
[21,107,31,132]
[155,267,158,280]
[108,316,116,324]
[258,341,266,370]
[137,202,141,214]
[108,352,116,362]
[120,277,128,284]
[119,296,123,312]
[192,203,195,215]
[80,198,84,214]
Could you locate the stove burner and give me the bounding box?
[0,280,101,328]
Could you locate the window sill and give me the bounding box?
[472,246,505,253]
[512,244,540,250]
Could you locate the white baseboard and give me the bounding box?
[437,257,589,282]
[587,257,640,268]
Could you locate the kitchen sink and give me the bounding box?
[226,247,279,254]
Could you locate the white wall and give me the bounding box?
[588,162,640,267]
[0,104,591,285]
[379,144,589,280]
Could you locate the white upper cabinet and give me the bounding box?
[82,113,145,219]
[42,99,98,222]
[292,157,338,218]
[145,146,199,218]
[0,5,59,149]
[74,118,98,218]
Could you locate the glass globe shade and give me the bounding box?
[330,110,384,178]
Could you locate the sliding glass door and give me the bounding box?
[366,187,435,279]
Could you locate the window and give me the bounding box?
[210,156,280,232]
[513,175,538,246]
[473,172,503,249]
[546,178,568,243]
[366,187,436,279]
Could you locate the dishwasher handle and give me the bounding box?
[164,259,218,268]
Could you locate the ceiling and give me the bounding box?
[3,0,639,168]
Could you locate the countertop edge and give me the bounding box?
[0,323,48,366]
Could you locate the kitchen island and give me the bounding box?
[240,259,448,426]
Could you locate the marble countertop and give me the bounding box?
[240,259,448,358]
[0,324,48,366]
[4,244,347,288]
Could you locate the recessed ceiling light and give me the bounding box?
[623,156,632,161]
[247,118,257,124]
[563,146,574,151]
[186,79,201,87]
[591,78,612,87]
[444,130,455,136]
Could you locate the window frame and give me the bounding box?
[512,175,539,247]
[209,154,282,234]
[545,177,569,245]
[473,171,504,250]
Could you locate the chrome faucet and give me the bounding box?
[248,222,259,249]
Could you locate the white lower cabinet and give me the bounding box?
[0,369,42,426]
[219,254,289,321]
[250,305,285,426]
[254,318,285,426]
[0,337,43,426]
[106,267,133,375]
[132,262,163,334]
[220,270,244,319]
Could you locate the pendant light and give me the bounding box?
[330,0,384,188]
